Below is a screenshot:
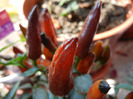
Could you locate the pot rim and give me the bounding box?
[94,14,133,41]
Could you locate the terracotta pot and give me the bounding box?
[57,0,133,42]
[94,0,133,40]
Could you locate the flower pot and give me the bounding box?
[56,0,133,42]
[94,0,133,40]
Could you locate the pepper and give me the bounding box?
[91,41,103,61]
[125,92,133,99]
[13,46,23,55]
[39,8,57,46]
[36,57,51,68]
[86,80,110,99]
[43,47,54,60]
[76,1,101,59]
[76,52,95,74]
[48,38,78,96]
[100,45,111,65]
[26,5,41,60]
[19,24,26,37]
[40,32,56,53]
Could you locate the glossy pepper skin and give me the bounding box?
[76,52,95,74]
[48,38,78,96]
[40,8,57,46]
[37,57,51,68]
[27,5,41,60]
[86,80,110,99]
[40,32,56,53]
[76,1,101,59]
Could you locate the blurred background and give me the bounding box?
[0,0,133,99]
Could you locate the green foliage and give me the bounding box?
[21,67,40,77]
[32,85,48,99]
[19,83,32,90]
[61,1,79,16]
[4,81,20,99]
[74,74,92,94]
[0,53,27,67]
[49,92,63,99]
[59,0,70,6]
[115,83,133,95]
[20,92,32,99]
[68,89,86,99]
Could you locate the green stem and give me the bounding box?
[75,56,80,68]
[32,60,37,67]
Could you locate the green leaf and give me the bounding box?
[20,92,32,99]
[49,92,63,99]
[74,56,80,68]
[21,67,39,77]
[68,89,86,99]
[0,53,27,68]
[0,37,26,52]
[32,86,48,99]
[115,83,133,95]
[61,1,79,16]
[4,81,20,99]
[74,74,92,94]
[59,0,70,6]
[19,83,32,89]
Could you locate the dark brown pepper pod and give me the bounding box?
[48,38,78,96]
[26,5,41,60]
[40,32,56,53]
[76,1,102,59]
[13,46,23,54]
[19,24,26,37]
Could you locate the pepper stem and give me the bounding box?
[32,60,37,67]
[75,56,80,68]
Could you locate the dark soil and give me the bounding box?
[43,0,127,35]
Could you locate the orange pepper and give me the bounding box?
[36,57,51,68]
[43,46,53,60]
[48,38,78,96]
[76,52,95,74]
[40,8,57,46]
[86,80,110,99]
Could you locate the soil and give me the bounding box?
[42,0,127,35]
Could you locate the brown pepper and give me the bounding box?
[26,5,41,60]
[76,1,102,59]
[40,32,56,53]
